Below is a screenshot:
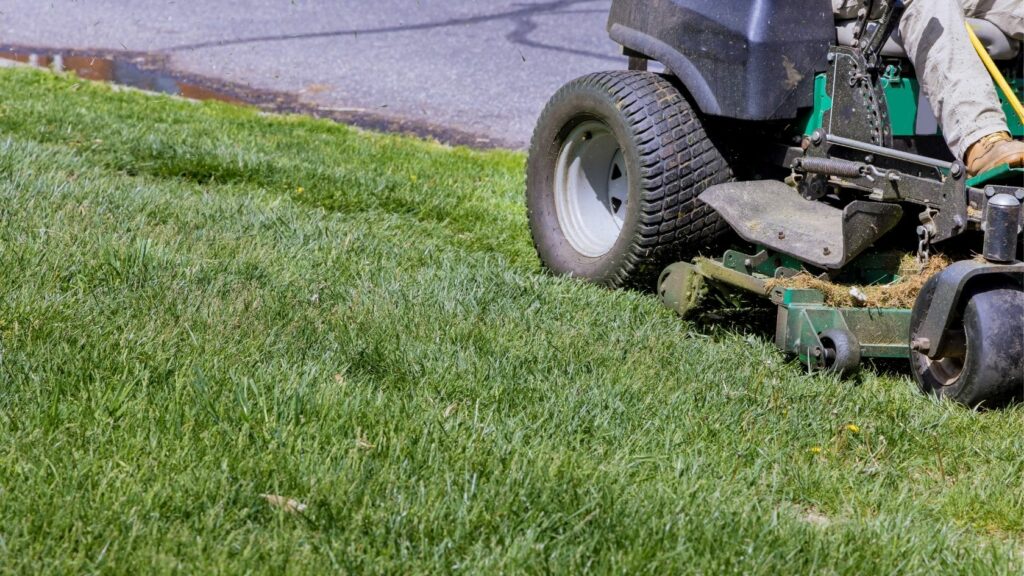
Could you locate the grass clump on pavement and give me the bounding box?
[0,68,1023,574]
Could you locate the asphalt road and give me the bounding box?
[1,1,624,147]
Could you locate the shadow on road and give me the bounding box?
[164,0,620,63]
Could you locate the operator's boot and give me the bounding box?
[966,132,1024,177]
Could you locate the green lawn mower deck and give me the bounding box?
[526,0,1024,407]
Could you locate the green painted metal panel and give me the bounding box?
[881,74,918,137]
[800,74,832,136]
[1001,82,1024,136]
[782,288,824,306]
[778,288,912,363]
[967,164,1024,188]
[800,67,1022,139]
[882,76,1023,138]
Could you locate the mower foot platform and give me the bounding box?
[701,181,902,269]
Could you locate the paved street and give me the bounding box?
[1,1,623,147]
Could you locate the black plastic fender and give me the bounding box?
[915,260,1024,359]
[607,0,835,120]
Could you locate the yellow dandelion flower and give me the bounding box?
[809,446,822,454]
[846,424,860,433]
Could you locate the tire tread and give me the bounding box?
[528,70,733,289]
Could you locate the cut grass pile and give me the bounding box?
[766,254,953,308]
[1,68,1024,574]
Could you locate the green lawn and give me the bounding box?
[0,68,1022,574]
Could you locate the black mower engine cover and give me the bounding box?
[608,0,834,120]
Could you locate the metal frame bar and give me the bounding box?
[825,133,954,171]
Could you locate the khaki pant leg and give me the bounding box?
[832,0,861,19]
[961,0,1024,40]
[900,0,1008,160]
[832,0,888,19]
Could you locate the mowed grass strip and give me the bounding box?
[0,68,1022,574]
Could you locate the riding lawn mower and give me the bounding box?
[526,0,1024,407]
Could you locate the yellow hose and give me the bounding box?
[966,22,1024,125]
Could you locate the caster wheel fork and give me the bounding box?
[813,328,862,378]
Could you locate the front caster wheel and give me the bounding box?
[909,277,1024,408]
[816,328,861,377]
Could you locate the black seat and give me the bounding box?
[835,18,1020,60]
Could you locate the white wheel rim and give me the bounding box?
[553,121,627,258]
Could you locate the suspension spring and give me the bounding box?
[796,157,865,178]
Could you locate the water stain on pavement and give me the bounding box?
[0,45,505,149]
[0,48,243,104]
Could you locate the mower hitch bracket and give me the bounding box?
[820,47,892,147]
[916,259,1024,358]
[798,43,969,245]
[804,134,969,243]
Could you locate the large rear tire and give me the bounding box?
[526,71,732,289]
[909,276,1024,408]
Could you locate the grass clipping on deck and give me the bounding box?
[765,254,952,308]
